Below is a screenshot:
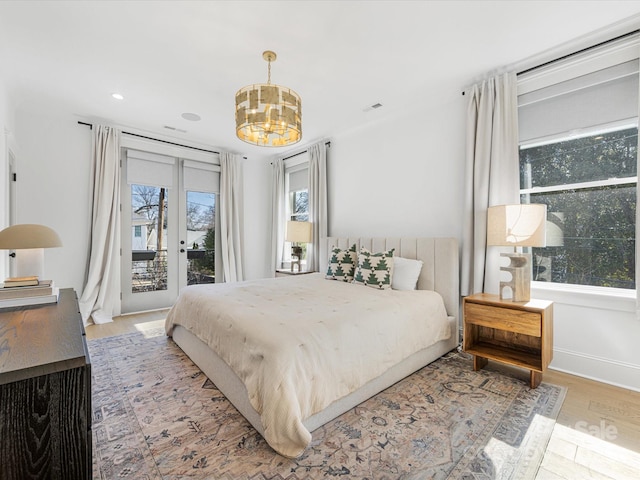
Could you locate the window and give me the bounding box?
[134,225,142,237]
[520,126,637,288]
[290,189,309,222]
[284,160,309,264]
[518,41,639,290]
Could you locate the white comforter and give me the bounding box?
[165,273,450,458]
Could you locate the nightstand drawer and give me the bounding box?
[465,302,541,337]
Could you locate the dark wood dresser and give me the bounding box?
[0,288,91,479]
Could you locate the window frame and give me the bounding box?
[282,154,310,267]
[517,34,640,298]
[519,123,638,292]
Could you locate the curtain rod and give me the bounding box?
[517,28,640,76]
[77,121,222,155]
[461,28,640,95]
[282,141,331,161]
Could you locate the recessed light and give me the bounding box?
[111,93,124,100]
[181,112,201,121]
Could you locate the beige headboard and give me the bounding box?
[321,237,459,323]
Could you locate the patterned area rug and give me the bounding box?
[90,331,566,479]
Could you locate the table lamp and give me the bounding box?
[0,224,63,279]
[487,204,546,302]
[286,221,312,272]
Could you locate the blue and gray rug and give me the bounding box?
[90,331,565,479]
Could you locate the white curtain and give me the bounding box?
[461,72,520,296]
[79,125,121,325]
[270,157,286,273]
[307,141,328,272]
[220,152,244,282]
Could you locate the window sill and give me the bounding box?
[531,281,635,313]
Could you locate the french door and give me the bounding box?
[121,149,220,314]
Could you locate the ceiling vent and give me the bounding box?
[163,125,187,133]
[363,102,383,112]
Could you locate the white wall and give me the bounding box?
[328,96,466,240]
[532,285,640,391]
[13,109,92,294]
[241,155,273,280]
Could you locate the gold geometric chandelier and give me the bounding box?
[235,50,302,147]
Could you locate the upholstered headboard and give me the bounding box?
[321,237,459,323]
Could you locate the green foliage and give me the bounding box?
[521,128,636,289]
[190,228,215,279]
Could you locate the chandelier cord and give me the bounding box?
[267,59,271,85]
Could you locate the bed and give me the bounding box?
[165,237,459,458]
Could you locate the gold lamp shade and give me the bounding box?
[235,51,302,147]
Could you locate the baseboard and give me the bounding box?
[550,348,640,393]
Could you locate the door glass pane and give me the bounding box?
[131,184,169,293]
[186,191,216,285]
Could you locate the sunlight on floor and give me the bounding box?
[134,319,166,338]
[539,422,640,479]
[482,413,556,477]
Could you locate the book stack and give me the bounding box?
[0,276,59,309]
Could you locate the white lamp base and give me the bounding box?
[499,252,531,302]
[15,248,45,279]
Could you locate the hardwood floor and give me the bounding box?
[86,312,640,480]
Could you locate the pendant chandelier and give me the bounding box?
[235,51,302,147]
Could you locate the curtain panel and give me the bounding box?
[78,125,121,325]
[271,158,286,273]
[307,141,328,272]
[220,152,244,282]
[461,72,520,296]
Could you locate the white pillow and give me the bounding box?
[392,257,424,290]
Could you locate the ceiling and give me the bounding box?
[1,1,640,158]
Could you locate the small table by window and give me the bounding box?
[463,293,553,388]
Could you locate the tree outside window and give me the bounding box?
[520,127,637,289]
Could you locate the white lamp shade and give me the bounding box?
[0,224,63,249]
[286,221,312,243]
[487,204,547,248]
[546,212,564,247]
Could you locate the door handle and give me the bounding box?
[180,249,185,253]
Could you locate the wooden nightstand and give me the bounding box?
[275,269,314,278]
[463,293,553,388]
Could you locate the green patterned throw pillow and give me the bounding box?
[353,247,395,289]
[326,244,358,282]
